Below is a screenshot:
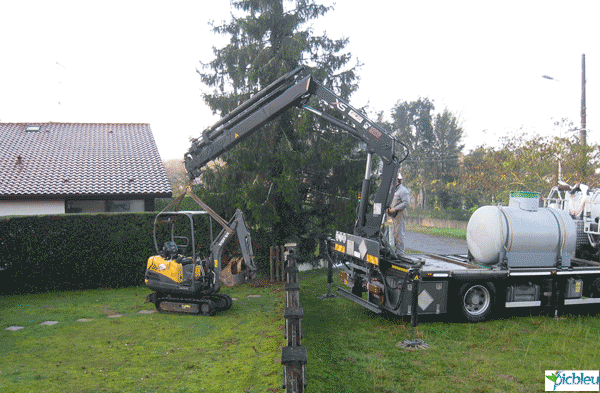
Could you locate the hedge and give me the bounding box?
[0,212,275,295]
[0,213,156,295]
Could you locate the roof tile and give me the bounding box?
[0,123,172,198]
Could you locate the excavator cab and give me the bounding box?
[145,211,218,308]
[144,192,257,315]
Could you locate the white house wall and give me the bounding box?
[0,200,65,217]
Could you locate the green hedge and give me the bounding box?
[0,213,156,295]
[0,211,277,296]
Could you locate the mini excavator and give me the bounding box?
[144,187,257,316]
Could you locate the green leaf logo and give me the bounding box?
[546,374,558,383]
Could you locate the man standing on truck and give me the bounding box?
[387,172,410,255]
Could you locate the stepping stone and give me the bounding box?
[107,314,123,318]
[137,310,156,314]
[5,326,24,331]
[77,318,94,322]
[247,295,262,298]
[40,321,59,326]
[232,298,238,301]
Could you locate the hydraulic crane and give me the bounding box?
[183,66,418,317]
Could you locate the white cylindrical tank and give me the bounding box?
[467,205,576,267]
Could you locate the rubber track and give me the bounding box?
[153,293,232,316]
[154,296,217,316]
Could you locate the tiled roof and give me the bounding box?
[0,123,172,198]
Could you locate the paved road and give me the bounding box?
[405,231,468,255]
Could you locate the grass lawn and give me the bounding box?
[2,269,599,392]
[406,225,466,240]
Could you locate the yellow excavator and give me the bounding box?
[144,187,257,316]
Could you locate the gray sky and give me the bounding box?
[0,0,597,161]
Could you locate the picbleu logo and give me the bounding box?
[545,370,599,391]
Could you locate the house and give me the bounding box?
[0,122,172,216]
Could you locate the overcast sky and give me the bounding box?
[0,0,597,161]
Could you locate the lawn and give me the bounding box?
[406,224,466,240]
[1,269,599,392]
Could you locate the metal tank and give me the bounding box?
[467,192,576,267]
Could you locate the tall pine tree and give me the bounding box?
[195,0,363,264]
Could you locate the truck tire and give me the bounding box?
[460,282,495,322]
[589,278,600,298]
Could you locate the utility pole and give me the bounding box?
[580,54,587,146]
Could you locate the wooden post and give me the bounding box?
[280,245,286,281]
[275,246,280,282]
[269,247,273,282]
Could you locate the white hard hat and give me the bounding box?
[397,172,403,180]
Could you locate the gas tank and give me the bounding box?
[467,204,576,267]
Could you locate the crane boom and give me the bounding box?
[184,66,408,240]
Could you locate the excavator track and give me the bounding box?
[147,293,233,316]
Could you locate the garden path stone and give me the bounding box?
[247,295,262,298]
[5,309,158,331]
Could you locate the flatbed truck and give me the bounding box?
[184,66,600,323]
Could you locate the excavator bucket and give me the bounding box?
[220,257,254,287]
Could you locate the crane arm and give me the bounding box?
[184,67,408,239]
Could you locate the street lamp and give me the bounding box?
[542,54,588,180]
[541,54,587,146]
[542,75,561,82]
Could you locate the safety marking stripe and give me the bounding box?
[366,254,378,265]
[391,265,407,272]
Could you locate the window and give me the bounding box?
[65,199,144,213]
[106,200,131,212]
[25,125,41,132]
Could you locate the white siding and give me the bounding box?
[0,200,65,217]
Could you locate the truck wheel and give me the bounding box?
[589,278,600,298]
[460,282,495,322]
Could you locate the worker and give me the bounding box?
[386,172,410,255]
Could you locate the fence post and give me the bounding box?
[270,246,275,282]
[275,246,281,283]
[281,245,286,281]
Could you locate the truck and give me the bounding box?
[183,66,600,322]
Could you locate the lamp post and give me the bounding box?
[542,54,587,146]
[581,54,587,147]
[542,54,589,181]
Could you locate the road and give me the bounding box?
[405,231,468,255]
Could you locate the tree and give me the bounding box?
[429,109,465,209]
[390,98,464,209]
[458,131,600,208]
[162,159,188,195]
[195,0,363,263]
[390,98,434,209]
